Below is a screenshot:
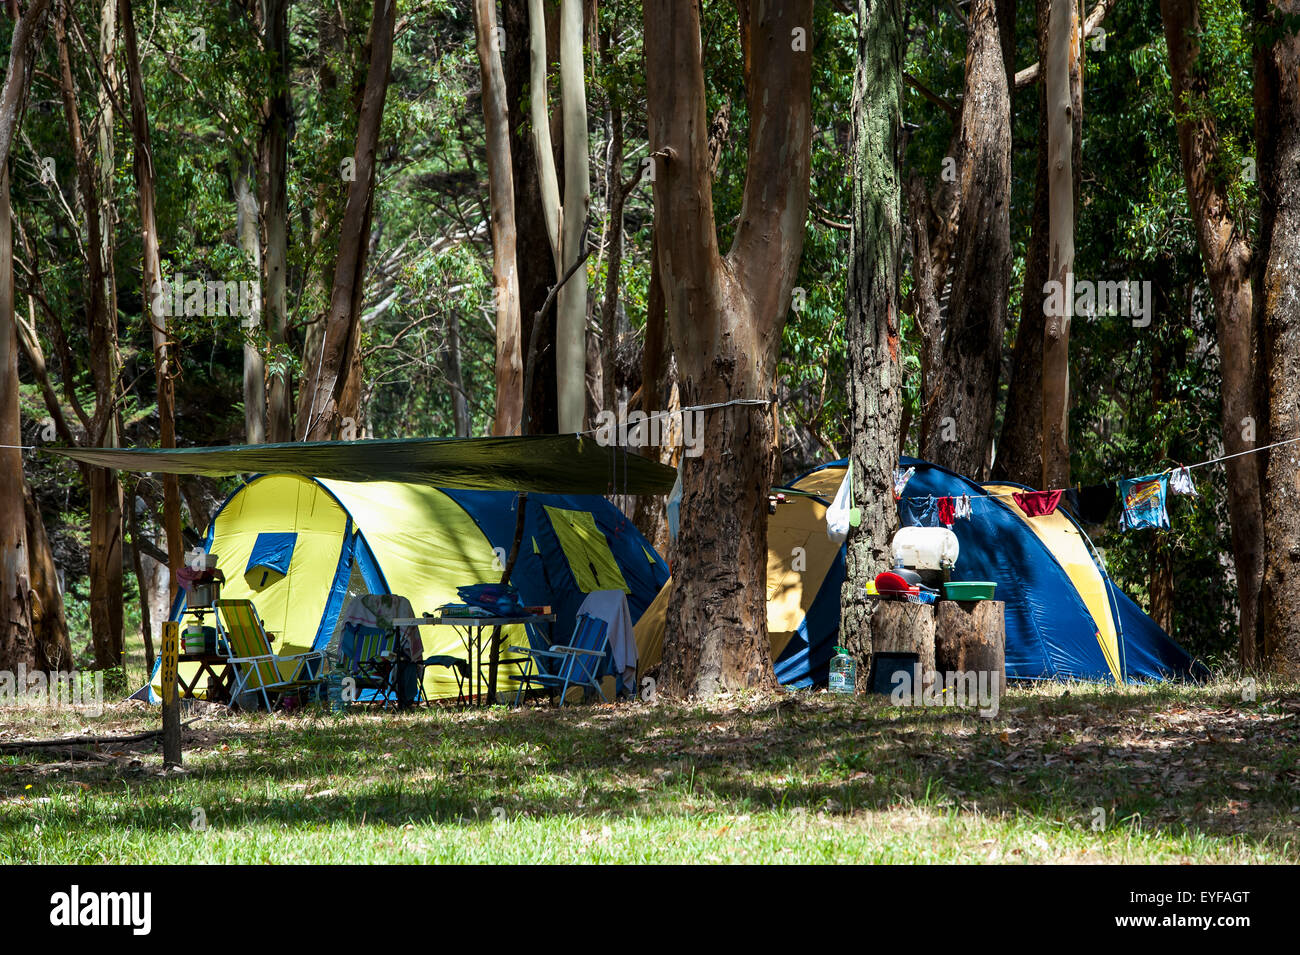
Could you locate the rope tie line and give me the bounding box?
[577,397,772,437]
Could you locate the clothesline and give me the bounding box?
[896,432,1300,501]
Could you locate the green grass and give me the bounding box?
[1,676,1297,863]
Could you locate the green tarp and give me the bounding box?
[46,434,676,495]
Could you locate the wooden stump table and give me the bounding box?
[871,600,936,681]
[934,599,1006,694]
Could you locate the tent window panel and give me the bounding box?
[544,505,630,594]
[245,532,298,589]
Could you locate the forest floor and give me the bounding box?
[1,671,1297,863]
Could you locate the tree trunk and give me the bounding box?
[121,0,182,602]
[0,165,35,673]
[298,0,396,441]
[1159,0,1263,667]
[597,39,633,418]
[504,0,559,434]
[1040,0,1079,491]
[555,0,589,432]
[235,162,266,444]
[1255,0,1300,678]
[126,484,155,676]
[57,7,124,668]
[528,0,589,433]
[935,599,1005,695]
[917,0,1011,481]
[258,0,293,443]
[841,0,905,685]
[475,0,524,436]
[1149,534,1175,634]
[95,0,116,335]
[995,0,1055,485]
[445,310,472,436]
[631,224,676,556]
[645,0,814,697]
[0,0,51,674]
[24,482,69,672]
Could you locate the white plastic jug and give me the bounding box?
[890,526,960,571]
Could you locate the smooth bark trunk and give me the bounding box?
[235,163,266,444]
[121,0,182,601]
[1040,0,1079,491]
[1159,0,1264,666]
[504,0,559,434]
[57,8,124,667]
[445,310,471,436]
[475,0,524,436]
[0,0,52,673]
[25,482,69,671]
[528,0,588,433]
[646,0,814,696]
[555,0,589,432]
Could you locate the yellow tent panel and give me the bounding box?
[544,505,630,593]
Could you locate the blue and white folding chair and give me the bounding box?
[508,613,611,706]
[338,623,400,707]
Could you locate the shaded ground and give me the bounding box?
[0,679,1296,862]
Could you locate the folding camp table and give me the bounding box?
[393,612,555,705]
[175,652,234,703]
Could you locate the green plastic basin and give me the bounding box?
[943,581,996,601]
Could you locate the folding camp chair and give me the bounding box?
[215,599,324,711]
[422,655,471,706]
[333,594,426,707]
[338,623,401,707]
[508,613,611,706]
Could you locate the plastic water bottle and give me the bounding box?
[828,646,856,694]
[326,656,346,715]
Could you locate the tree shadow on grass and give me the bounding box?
[3,686,1297,854]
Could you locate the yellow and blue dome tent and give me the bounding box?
[634,457,1202,685]
[145,473,669,702]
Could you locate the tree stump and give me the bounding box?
[935,600,1006,694]
[871,600,936,681]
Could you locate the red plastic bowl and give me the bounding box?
[874,571,921,596]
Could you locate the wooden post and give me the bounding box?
[871,601,936,688]
[935,600,1006,695]
[160,621,181,767]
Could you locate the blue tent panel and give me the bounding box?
[310,520,357,654]
[444,490,670,651]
